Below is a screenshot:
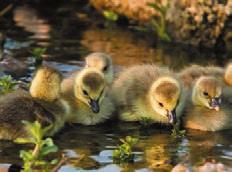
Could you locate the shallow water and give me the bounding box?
[0,1,232,171]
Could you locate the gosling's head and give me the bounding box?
[30,66,62,102]
[85,52,113,84]
[149,77,181,124]
[192,76,222,111]
[74,68,106,113]
[224,63,232,86]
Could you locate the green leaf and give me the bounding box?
[14,137,34,144]
[50,159,59,165]
[103,10,118,21]
[20,150,33,161]
[40,145,58,156]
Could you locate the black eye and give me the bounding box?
[83,90,88,96]
[103,65,108,72]
[203,92,208,96]
[158,102,164,107]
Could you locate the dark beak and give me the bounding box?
[90,99,100,113]
[167,109,177,125]
[209,98,220,111]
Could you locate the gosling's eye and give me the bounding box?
[83,90,88,96]
[203,92,208,96]
[158,102,164,107]
[103,65,108,72]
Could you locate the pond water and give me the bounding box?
[0,1,231,171]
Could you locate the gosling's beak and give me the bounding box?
[90,99,100,113]
[167,109,177,124]
[209,98,220,111]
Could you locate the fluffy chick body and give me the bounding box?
[0,66,67,140]
[61,68,114,125]
[183,76,232,131]
[111,64,186,124]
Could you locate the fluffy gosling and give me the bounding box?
[61,68,114,125]
[178,64,224,88]
[0,66,67,140]
[85,52,113,85]
[61,52,113,94]
[184,76,232,131]
[111,65,186,125]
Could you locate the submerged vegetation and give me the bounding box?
[15,121,65,172]
[0,75,18,94]
[113,136,138,163]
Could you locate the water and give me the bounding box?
[0,1,231,171]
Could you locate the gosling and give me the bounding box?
[183,76,232,131]
[61,68,114,125]
[61,52,114,94]
[178,64,224,88]
[85,52,113,85]
[111,65,186,125]
[0,66,67,140]
[224,62,232,86]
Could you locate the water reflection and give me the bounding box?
[13,5,51,45]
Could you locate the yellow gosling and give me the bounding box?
[111,65,186,125]
[184,76,232,131]
[178,64,224,88]
[61,68,114,125]
[0,66,67,140]
[85,52,113,85]
[61,52,114,96]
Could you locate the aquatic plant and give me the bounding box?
[103,10,118,22]
[15,121,65,172]
[171,124,186,139]
[31,47,46,66]
[102,10,118,28]
[0,75,18,94]
[113,136,138,163]
[147,1,171,42]
[139,117,153,127]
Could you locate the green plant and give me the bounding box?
[139,117,153,127]
[113,136,138,163]
[102,10,118,28]
[147,2,171,42]
[171,124,186,139]
[103,10,118,22]
[31,47,46,65]
[15,121,63,172]
[0,75,18,94]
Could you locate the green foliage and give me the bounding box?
[0,75,18,94]
[147,2,171,42]
[31,47,46,65]
[139,117,153,127]
[113,136,138,163]
[171,124,186,139]
[102,10,118,28]
[103,10,118,22]
[15,121,59,172]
